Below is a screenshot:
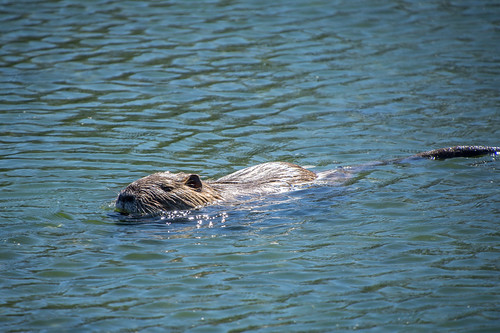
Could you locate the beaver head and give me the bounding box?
[115,171,222,216]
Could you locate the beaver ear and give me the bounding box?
[184,174,202,189]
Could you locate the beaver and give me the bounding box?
[115,145,499,216]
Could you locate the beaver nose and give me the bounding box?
[117,193,136,204]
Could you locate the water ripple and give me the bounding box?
[1,0,500,331]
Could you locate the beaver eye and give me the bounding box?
[158,184,173,192]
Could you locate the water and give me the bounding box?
[1,0,499,331]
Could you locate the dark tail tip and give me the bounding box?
[415,145,500,160]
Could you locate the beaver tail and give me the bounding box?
[413,145,500,160]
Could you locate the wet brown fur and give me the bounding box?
[115,162,316,216]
